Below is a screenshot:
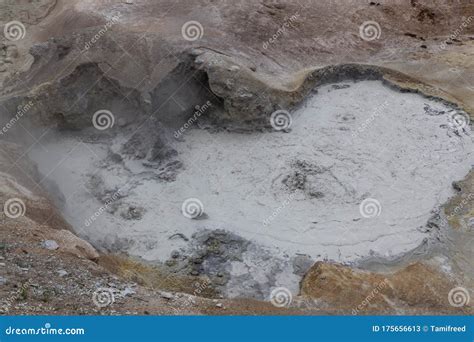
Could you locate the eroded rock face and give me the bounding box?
[301,262,472,314]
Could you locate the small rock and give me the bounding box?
[165,259,176,267]
[0,276,6,285]
[159,291,174,300]
[121,287,136,297]
[120,206,145,220]
[57,270,68,277]
[189,48,205,57]
[0,262,5,267]
[215,303,223,308]
[42,240,59,250]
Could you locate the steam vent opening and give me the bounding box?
[27,80,473,299]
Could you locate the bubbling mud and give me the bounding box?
[29,80,473,298]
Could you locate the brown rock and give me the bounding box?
[301,262,472,314]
